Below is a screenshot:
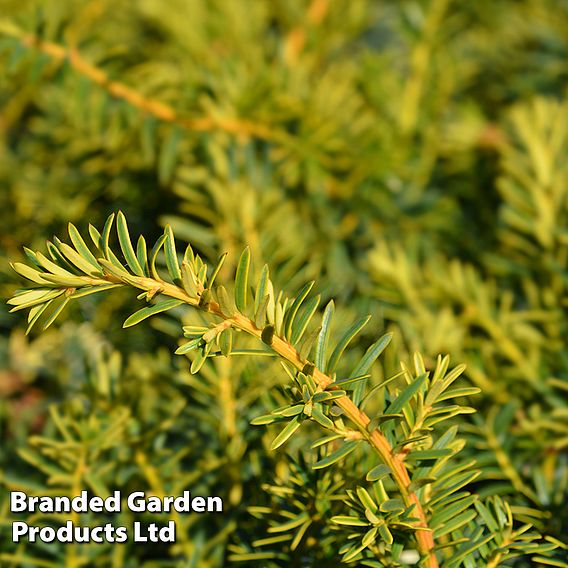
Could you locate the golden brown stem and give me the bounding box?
[0,22,280,143]
[284,0,330,65]
[230,313,437,566]
[110,275,438,565]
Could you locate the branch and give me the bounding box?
[0,21,285,144]
[283,0,330,65]
[8,214,443,565]
[219,316,437,565]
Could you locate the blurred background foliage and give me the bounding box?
[0,0,567,566]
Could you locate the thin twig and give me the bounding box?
[0,22,283,143]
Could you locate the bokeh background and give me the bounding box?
[0,0,567,566]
